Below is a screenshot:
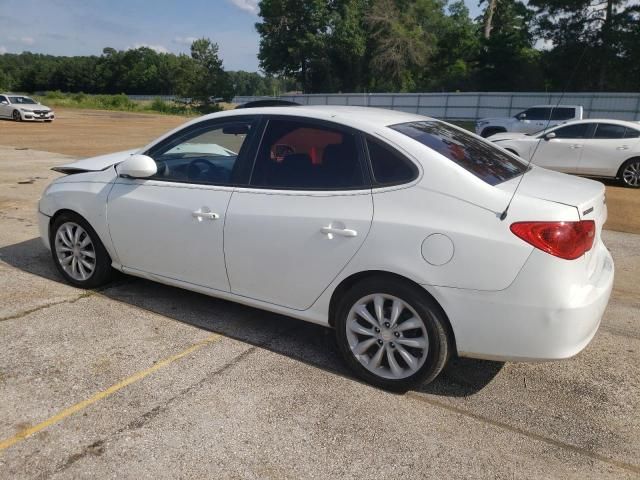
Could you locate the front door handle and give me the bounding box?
[321,226,358,238]
[617,145,630,150]
[570,144,583,149]
[192,208,220,221]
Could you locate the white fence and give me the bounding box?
[232,92,640,121]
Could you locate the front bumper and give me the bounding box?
[428,242,614,361]
[38,211,51,251]
[21,111,55,121]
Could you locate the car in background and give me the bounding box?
[38,106,613,390]
[489,119,640,188]
[0,94,55,122]
[476,105,583,137]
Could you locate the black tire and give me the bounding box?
[12,110,21,122]
[618,158,640,188]
[481,127,505,138]
[50,212,114,288]
[335,277,451,392]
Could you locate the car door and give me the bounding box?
[578,123,640,177]
[532,122,593,173]
[513,107,551,134]
[224,117,373,310]
[107,116,259,291]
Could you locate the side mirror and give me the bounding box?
[517,113,527,121]
[118,154,157,178]
[0,101,8,105]
[543,132,556,141]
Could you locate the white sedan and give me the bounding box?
[0,94,55,122]
[488,119,640,187]
[38,106,614,390]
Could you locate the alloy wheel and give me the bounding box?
[54,222,97,281]
[345,294,429,380]
[622,160,640,187]
[12,110,21,121]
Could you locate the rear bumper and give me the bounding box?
[428,242,614,361]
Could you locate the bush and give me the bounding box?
[94,93,137,110]
[44,90,66,100]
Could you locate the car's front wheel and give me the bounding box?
[335,277,451,391]
[12,110,21,122]
[50,212,114,288]
[619,158,640,188]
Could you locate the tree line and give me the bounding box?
[0,38,294,100]
[256,0,640,93]
[1,0,637,97]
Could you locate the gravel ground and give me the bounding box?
[0,123,639,479]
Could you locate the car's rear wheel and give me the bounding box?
[12,110,21,122]
[619,158,640,188]
[335,277,451,391]
[50,212,114,288]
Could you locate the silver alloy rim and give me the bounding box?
[623,161,640,187]
[54,222,96,281]
[13,111,20,121]
[346,294,429,380]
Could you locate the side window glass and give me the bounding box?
[524,108,549,121]
[550,108,575,120]
[624,128,640,139]
[593,124,627,139]
[147,120,255,185]
[366,138,418,185]
[552,124,590,139]
[250,119,366,190]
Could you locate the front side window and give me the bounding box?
[519,108,551,121]
[147,119,255,185]
[0,96,7,103]
[250,119,366,190]
[593,123,627,139]
[390,121,527,185]
[552,123,591,139]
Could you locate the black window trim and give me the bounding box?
[593,122,629,140]
[245,114,372,192]
[139,115,264,188]
[541,122,596,139]
[363,134,420,189]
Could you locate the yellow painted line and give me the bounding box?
[0,334,222,452]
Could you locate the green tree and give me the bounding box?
[188,38,232,102]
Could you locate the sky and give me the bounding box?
[0,0,483,72]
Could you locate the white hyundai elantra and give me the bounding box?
[488,119,640,187]
[38,106,614,390]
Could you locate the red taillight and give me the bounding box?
[510,221,596,260]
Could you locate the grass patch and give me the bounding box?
[33,91,225,116]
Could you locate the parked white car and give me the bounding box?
[489,119,640,188]
[475,105,583,137]
[0,94,55,122]
[38,106,613,390]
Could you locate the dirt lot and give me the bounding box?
[0,110,639,479]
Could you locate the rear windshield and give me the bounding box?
[390,121,528,185]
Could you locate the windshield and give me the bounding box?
[9,96,37,105]
[390,120,528,185]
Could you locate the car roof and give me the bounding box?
[527,104,582,109]
[202,105,430,130]
[553,118,640,128]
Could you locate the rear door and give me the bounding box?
[578,123,640,177]
[0,95,9,118]
[224,117,373,310]
[532,122,593,173]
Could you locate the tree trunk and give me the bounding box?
[484,0,498,39]
[598,0,614,90]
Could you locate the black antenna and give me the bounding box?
[499,46,590,221]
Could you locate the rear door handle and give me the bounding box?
[321,226,358,238]
[192,208,220,221]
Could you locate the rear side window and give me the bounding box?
[250,119,366,190]
[366,138,418,185]
[552,123,591,139]
[594,123,626,139]
[624,128,640,138]
[550,108,576,120]
[390,121,527,185]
